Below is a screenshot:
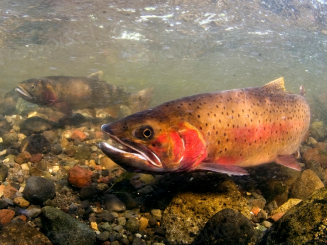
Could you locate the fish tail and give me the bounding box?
[127,87,154,113]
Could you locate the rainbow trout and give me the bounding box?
[99,78,310,175]
[15,71,153,117]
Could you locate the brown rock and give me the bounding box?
[68,166,93,188]
[14,151,31,164]
[290,169,324,199]
[71,130,87,141]
[0,185,18,199]
[100,156,118,170]
[139,217,148,231]
[95,130,104,139]
[14,197,30,208]
[30,153,43,163]
[0,209,15,225]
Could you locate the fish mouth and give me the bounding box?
[15,85,34,102]
[100,124,163,172]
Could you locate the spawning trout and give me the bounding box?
[15,71,153,117]
[99,77,310,175]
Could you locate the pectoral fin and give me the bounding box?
[275,155,301,171]
[193,162,249,176]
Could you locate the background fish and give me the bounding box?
[15,71,153,117]
[99,77,310,175]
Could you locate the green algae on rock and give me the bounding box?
[161,180,250,244]
[260,187,327,244]
[42,206,96,245]
[0,219,52,245]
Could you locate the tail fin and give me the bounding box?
[127,87,154,113]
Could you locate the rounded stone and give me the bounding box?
[23,176,55,204]
[125,218,140,233]
[19,134,51,154]
[14,197,30,208]
[104,194,126,212]
[193,208,255,245]
[19,117,53,135]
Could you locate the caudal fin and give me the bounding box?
[127,87,154,113]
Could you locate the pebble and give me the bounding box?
[68,166,93,188]
[20,163,29,171]
[123,210,135,219]
[97,231,110,242]
[137,185,153,195]
[113,224,123,232]
[262,220,272,228]
[98,222,112,232]
[13,197,30,208]
[0,163,9,182]
[0,209,15,225]
[14,151,31,164]
[20,134,51,154]
[71,130,87,141]
[139,217,148,231]
[23,176,56,204]
[125,218,140,233]
[19,117,53,135]
[30,153,43,163]
[150,209,162,220]
[2,132,18,146]
[290,169,324,199]
[104,194,126,212]
[118,216,126,226]
[100,156,118,170]
[96,212,116,223]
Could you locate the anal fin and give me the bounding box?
[193,162,249,176]
[275,155,301,171]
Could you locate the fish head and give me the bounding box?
[100,112,207,173]
[15,78,56,105]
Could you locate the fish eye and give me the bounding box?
[30,85,35,90]
[134,125,154,140]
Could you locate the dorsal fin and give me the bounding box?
[262,77,285,93]
[87,71,103,80]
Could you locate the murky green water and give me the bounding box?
[1,0,327,107]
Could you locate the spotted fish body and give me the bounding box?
[100,78,310,175]
[15,71,153,117]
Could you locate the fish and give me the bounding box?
[15,71,153,118]
[99,77,310,175]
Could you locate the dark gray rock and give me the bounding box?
[20,134,51,154]
[80,186,99,200]
[119,192,138,209]
[192,208,255,245]
[0,199,9,209]
[23,176,55,204]
[0,118,11,135]
[125,218,140,233]
[0,163,9,182]
[96,211,116,223]
[0,219,52,245]
[104,194,126,212]
[19,117,53,135]
[42,206,96,245]
[97,231,110,242]
[51,143,62,155]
